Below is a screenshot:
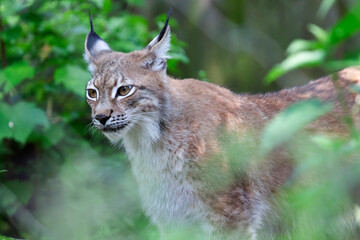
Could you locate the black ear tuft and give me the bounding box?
[87,12,104,53]
[157,8,172,42]
[89,12,94,33]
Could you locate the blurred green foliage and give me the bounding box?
[266,1,360,83]
[0,0,187,239]
[0,0,359,239]
[262,3,360,236]
[261,99,333,153]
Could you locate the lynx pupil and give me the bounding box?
[88,89,97,98]
[118,86,132,96]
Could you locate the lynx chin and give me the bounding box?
[84,12,360,239]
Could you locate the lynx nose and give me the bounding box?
[95,114,110,125]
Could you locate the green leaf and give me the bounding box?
[0,101,49,143]
[126,0,144,7]
[0,235,17,240]
[102,0,112,13]
[286,39,320,55]
[89,0,104,8]
[42,124,65,147]
[5,180,33,204]
[0,105,12,140]
[199,70,210,82]
[0,184,19,216]
[0,0,34,18]
[261,99,332,153]
[0,61,35,93]
[329,2,360,45]
[0,26,22,42]
[350,84,360,94]
[324,58,360,71]
[54,65,90,97]
[308,24,328,43]
[265,50,325,83]
[317,0,336,19]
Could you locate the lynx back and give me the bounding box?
[84,13,360,239]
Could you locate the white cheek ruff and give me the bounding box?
[103,131,122,144]
[122,119,208,226]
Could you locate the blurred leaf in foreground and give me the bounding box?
[350,84,360,94]
[261,99,332,153]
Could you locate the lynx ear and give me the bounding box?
[84,13,112,73]
[144,10,172,71]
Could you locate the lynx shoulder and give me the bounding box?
[84,12,360,239]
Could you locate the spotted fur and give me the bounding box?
[84,14,360,239]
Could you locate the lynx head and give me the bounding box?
[85,12,172,144]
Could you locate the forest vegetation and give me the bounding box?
[1,0,360,239]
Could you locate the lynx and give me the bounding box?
[84,12,360,239]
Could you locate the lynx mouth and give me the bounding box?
[102,123,128,132]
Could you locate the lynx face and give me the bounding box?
[84,14,171,143]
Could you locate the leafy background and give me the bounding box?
[0,0,360,239]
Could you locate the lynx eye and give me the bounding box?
[86,88,98,100]
[117,85,133,97]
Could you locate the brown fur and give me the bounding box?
[84,21,360,238]
[166,68,359,228]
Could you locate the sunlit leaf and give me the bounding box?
[261,99,332,153]
[308,24,328,43]
[310,134,344,151]
[0,61,35,93]
[286,39,320,55]
[54,65,90,97]
[265,50,325,83]
[0,101,49,143]
[317,0,336,19]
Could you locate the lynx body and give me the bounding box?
[84,13,360,239]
